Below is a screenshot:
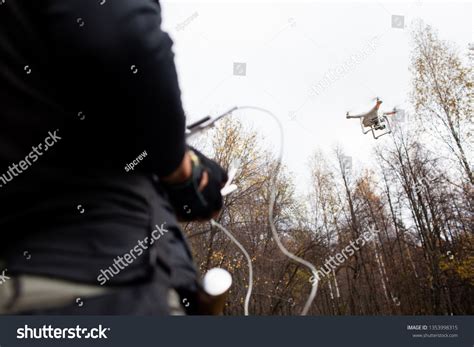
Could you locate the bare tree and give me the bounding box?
[410,21,473,184]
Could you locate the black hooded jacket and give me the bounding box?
[0,0,197,304]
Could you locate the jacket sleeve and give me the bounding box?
[40,0,186,176]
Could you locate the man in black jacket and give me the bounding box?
[0,0,227,314]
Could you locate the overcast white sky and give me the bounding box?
[160,0,473,191]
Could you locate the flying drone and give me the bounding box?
[346,97,398,139]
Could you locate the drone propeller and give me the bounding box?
[391,105,403,114]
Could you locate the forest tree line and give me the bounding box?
[185,22,473,315]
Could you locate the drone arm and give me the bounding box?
[346,113,366,119]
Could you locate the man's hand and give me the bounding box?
[160,148,228,221]
[161,152,194,185]
[161,152,214,195]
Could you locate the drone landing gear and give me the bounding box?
[360,115,392,139]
